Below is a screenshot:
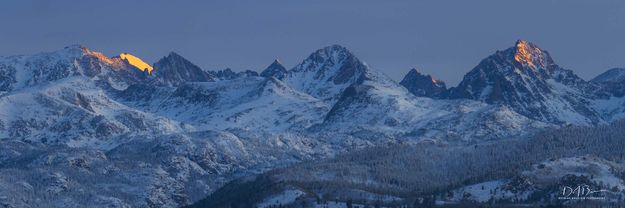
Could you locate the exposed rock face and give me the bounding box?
[399,68,446,97]
[284,45,368,104]
[260,59,287,79]
[150,52,216,86]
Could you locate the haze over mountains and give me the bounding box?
[1,40,625,207]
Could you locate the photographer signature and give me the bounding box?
[561,184,607,198]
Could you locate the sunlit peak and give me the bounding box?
[85,50,117,65]
[120,53,153,73]
[514,40,542,67]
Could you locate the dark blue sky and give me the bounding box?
[1,0,624,85]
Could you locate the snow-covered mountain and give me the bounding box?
[399,68,446,97]
[0,45,145,93]
[0,45,176,146]
[592,68,625,83]
[149,52,216,86]
[2,41,625,207]
[284,45,368,105]
[447,40,600,125]
[592,68,625,100]
[318,69,547,141]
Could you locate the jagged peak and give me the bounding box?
[403,68,444,85]
[268,59,286,69]
[57,44,91,56]
[149,51,215,85]
[120,53,153,74]
[400,67,446,98]
[156,51,193,64]
[271,58,283,65]
[154,51,206,73]
[261,59,288,79]
[288,44,367,83]
[406,68,423,76]
[403,68,424,79]
[56,44,127,67]
[325,44,349,51]
[63,44,87,50]
[308,44,355,63]
[511,39,551,68]
[319,44,351,54]
[164,51,185,60]
[294,44,364,72]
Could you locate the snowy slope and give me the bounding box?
[449,156,625,204]
[592,68,625,83]
[119,76,330,132]
[0,76,183,148]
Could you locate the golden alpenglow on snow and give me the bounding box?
[120,53,153,73]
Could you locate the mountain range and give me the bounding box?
[1,40,624,207]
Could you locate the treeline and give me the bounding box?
[194,119,625,207]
